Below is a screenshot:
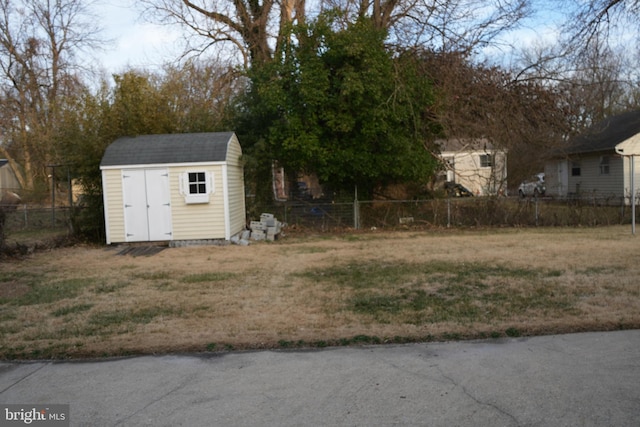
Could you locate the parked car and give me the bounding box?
[518,173,546,197]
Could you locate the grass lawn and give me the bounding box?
[1,226,639,359]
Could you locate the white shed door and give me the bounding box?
[122,169,173,242]
[145,169,173,241]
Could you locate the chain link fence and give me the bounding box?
[251,196,639,231]
[2,195,637,242]
[1,205,72,234]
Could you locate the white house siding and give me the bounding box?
[567,155,624,198]
[101,169,125,244]
[169,165,227,240]
[621,156,640,201]
[544,160,572,197]
[225,136,246,236]
[544,161,562,197]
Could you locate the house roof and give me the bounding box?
[100,132,235,167]
[566,110,640,155]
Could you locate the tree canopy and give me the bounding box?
[237,14,440,198]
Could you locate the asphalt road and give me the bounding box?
[1,330,639,426]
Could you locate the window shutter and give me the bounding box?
[179,172,187,196]
[208,171,215,194]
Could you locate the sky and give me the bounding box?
[93,1,571,74]
[94,1,184,73]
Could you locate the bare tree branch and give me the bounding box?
[0,0,102,191]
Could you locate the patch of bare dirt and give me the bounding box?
[0,280,30,299]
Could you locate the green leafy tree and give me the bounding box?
[239,14,439,199]
[107,71,177,137]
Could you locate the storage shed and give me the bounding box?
[100,132,246,244]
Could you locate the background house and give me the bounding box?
[438,138,507,196]
[0,159,20,194]
[544,110,640,201]
[100,132,246,244]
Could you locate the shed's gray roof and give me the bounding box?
[100,132,235,167]
[566,110,640,155]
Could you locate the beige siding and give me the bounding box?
[169,166,226,240]
[102,169,125,244]
[0,164,20,191]
[104,166,228,242]
[441,149,507,196]
[226,135,246,236]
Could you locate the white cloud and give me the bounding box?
[95,1,184,73]
[479,8,565,66]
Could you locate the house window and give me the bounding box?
[571,162,581,176]
[480,154,493,168]
[181,171,214,204]
[599,156,610,175]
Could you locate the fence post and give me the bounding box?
[535,195,539,226]
[283,202,288,225]
[632,156,636,235]
[353,186,360,230]
[447,197,451,228]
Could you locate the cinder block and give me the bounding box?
[399,217,414,224]
[251,231,266,240]
[260,213,275,221]
[250,221,266,231]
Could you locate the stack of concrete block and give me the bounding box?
[250,213,283,241]
[229,230,251,246]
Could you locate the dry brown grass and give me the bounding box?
[1,226,639,359]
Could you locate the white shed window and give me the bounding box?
[599,156,610,175]
[189,172,207,194]
[180,171,214,204]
